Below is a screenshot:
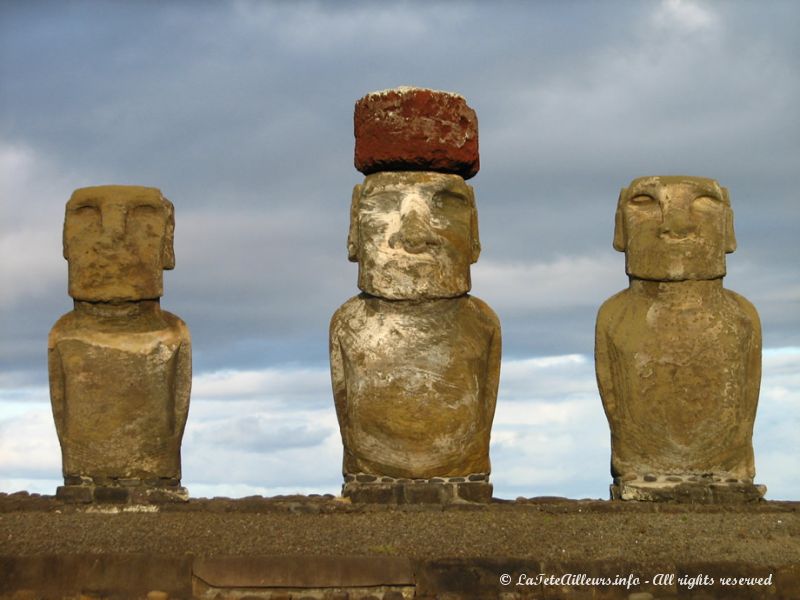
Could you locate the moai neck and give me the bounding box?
[361,293,466,309]
[73,299,166,329]
[629,278,724,306]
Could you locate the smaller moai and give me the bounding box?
[49,186,191,503]
[595,176,764,502]
[330,87,501,504]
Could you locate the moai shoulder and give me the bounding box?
[330,88,501,504]
[330,293,501,477]
[48,185,191,504]
[595,176,763,503]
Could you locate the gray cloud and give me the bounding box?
[2,1,798,381]
[201,417,332,454]
[0,2,797,497]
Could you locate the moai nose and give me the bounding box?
[397,195,438,253]
[659,202,695,238]
[101,207,128,241]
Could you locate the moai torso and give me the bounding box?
[331,89,501,503]
[595,176,763,502]
[49,302,190,480]
[49,186,191,503]
[332,295,500,478]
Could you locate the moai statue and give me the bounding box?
[49,186,191,503]
[595,176,764,502]
[330,87,501,504]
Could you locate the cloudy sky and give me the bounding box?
[1,1,798,500]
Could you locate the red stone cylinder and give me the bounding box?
[354,87,479,180]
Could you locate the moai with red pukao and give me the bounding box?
[330,87,501,504]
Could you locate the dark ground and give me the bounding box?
[2,492,798,567]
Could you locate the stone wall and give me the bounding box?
[2,554,798,599]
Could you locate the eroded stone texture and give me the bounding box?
[595,176,763,502]
[332,90,500,503]
[349,172,480,300]
[49,186,191,503]
[354,87,479,180]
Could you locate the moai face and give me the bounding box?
[614,176,736,281]
[64,186,175,301]
[348,171,480,300]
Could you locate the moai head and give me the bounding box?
[63,185,175,301]
[348,172,480,299]
[613,176,736,281]
[350,87,481,300]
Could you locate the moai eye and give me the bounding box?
[628,194,656,205]
[130,204,165,235]
[692,195,723,212]
[70,204,101,227]
[441,190,468,205]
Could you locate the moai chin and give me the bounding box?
[595,176,764,503]
[48,185,191,504]
[330,87,501,504]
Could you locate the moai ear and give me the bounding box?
[62,207,69,260]
[467,184,481,263]
[162,198,176,270]
[347,184,362,262]
[722,186,737,254]
[612,187,626,252]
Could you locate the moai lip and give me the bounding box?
[49,185,191,505]
[354,86,479,179]
[596,176,763,503]
[332,88,500,504]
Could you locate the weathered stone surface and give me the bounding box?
[611,479,766,503]
[333,91,499,501]
[63,186,176,302]
[0,554,193,598]
[49,185,191,496]
[343,475,493,505]
[347,172,481,300]
[354,87,479,179]
[92,486,130,504]
[132,485,190,504]
[55,485,92,503]
[596,176,762,501]
[332,296,500,479]
[193,556,414,587]
[456,482,493,504]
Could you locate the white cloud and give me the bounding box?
[652,0,718,33]
[0,408,61,478]
[192,367,332,404]
[3,348,795,499]
[0,142,91,309]
[473,256,627,315]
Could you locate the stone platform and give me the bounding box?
[342,473,492,504]
[611,474,767,503]
[1,492,798,599]
[57,476,189,505]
